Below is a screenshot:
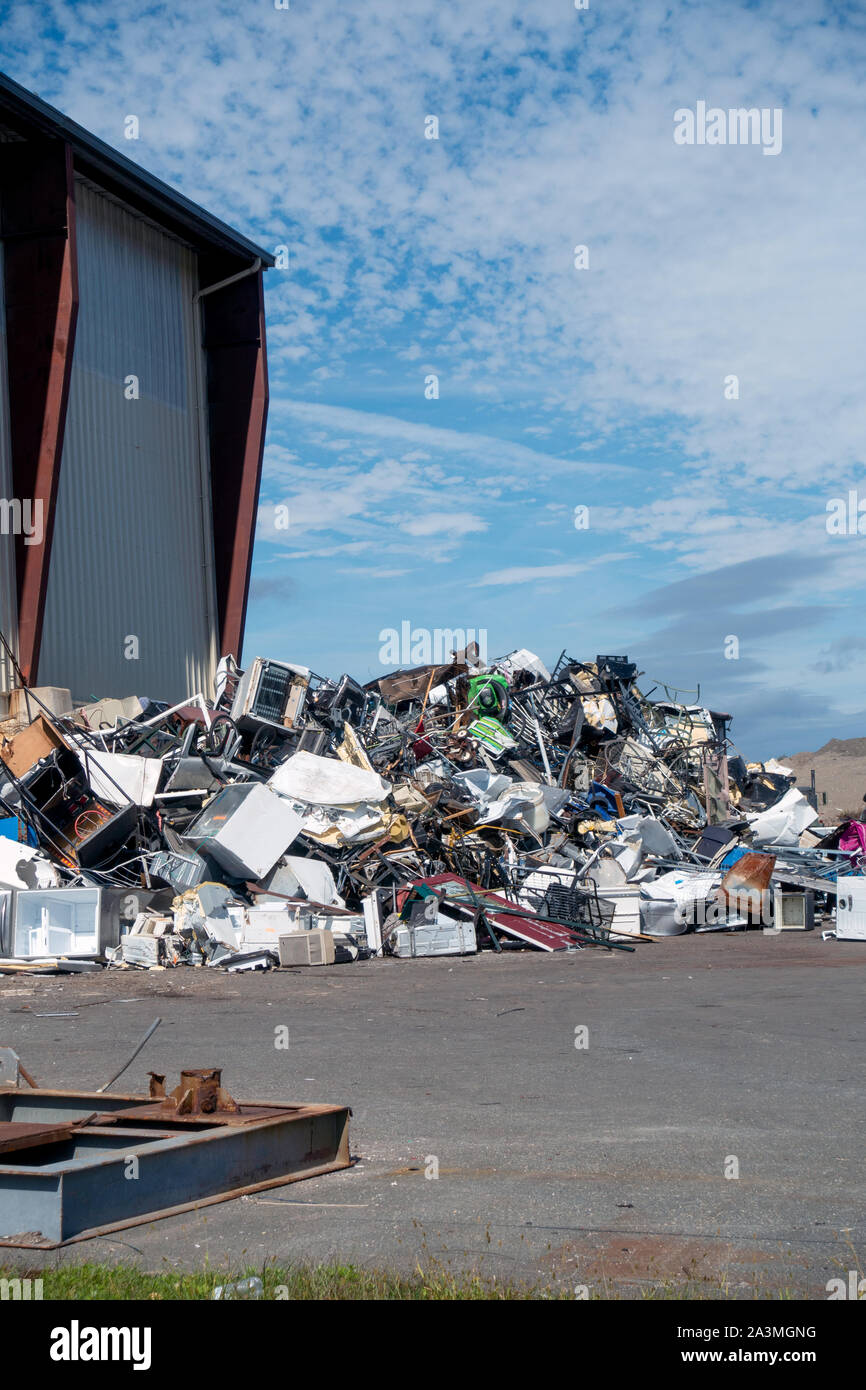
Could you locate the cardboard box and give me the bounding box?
[0,716,69,779]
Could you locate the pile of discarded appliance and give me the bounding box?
[0,645,861,975]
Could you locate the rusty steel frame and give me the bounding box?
[199,255,269,665]
[0,137,79,683]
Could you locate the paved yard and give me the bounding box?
[1,929,863,1297]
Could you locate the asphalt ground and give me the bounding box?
[1,928,863,1297]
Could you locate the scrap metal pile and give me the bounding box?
[0,645,859,972]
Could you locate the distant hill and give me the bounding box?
[776,736,866,821]
[813,736,866,758]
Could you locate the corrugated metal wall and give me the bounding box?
[0,215,20,695]
[39,179,218,703]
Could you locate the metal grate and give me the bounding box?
[541,881,615,931]
[251,662,293,723]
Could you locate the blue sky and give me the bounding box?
[2,0,866,757]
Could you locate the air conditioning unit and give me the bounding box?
[278,929,335,967]
[230,658,312,733]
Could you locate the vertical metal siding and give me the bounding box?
[0,217,19,695]
[39,180,217,702]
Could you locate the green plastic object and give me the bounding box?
[467,672,509,718]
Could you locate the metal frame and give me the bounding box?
[200,257,270,663]
[0,1084,351,1248]
[0,137,79,683]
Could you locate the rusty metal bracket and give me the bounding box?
[149,1067,240,1115]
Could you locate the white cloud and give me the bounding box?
[403,511,486,537]
[475,555,630,586]
[270,399,636,481]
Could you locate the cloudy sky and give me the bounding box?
[2,0,865,757]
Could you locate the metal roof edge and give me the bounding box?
[0,70,275,267]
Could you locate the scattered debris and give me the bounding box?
[0,645,857,970]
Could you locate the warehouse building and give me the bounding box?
[0,71,274,706]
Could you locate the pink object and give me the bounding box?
[839,821,866,863]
